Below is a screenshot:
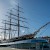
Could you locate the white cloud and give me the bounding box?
[22,30,25,33]
[0,36,1,40]
[0,35,4,40]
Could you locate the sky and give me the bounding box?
[0,0,50,39]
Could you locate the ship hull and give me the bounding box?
[0,39,48,49]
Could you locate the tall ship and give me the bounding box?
[0,2,50,50]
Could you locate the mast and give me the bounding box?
[13,3,29,37]
[4,21,6,40]
[0,2,29,40]
[18,3,20,37]
[9,10,12,39]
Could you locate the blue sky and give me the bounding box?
[21,0,50,37]
[0,0,50,39]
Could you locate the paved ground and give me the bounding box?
[0,47,28,50]
[0,47,30,50]
[0,47,49,50]
[0,47,17,50]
